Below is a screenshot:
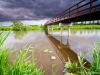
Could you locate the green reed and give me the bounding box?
[64,42,100,75]
[0,32,43,75]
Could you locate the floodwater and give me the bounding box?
[3,29,100,75]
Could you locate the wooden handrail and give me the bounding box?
[45,0,100,25]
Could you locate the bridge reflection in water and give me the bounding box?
[45,30,90,67]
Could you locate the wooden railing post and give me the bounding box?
[90,0,92,18]
[77,4,79,20]
[69,8,70,21]
[44,0,100,25]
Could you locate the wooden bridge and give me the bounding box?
[44,0,100,25]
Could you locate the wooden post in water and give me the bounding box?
[59,23,63,36]
[59,22,72,36]
[52,25,53,31]
[48,25,49,32]
[68,26,71,37]
[60,36,63,45]
[60,26,63,36]
[52,25,53,35]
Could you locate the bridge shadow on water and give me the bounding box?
[45,30,90,68]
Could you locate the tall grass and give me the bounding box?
[0,31,10,46]
[88,42,100,74]
[64,42,100,75]
[0,32,43,75]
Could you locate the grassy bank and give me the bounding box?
[0,20,100,31]
[0,32,43,75]
[0,25,100,31]
[0,25,43,31]
[71,25,100,29]
[64,42,100,75]
[47,25,100,30]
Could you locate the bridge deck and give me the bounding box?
[45,0,100,25]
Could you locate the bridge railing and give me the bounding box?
[45,0,100,25]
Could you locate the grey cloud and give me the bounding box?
[0,0,94,22]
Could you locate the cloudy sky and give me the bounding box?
[0,0,99,25]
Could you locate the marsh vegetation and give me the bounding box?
[0,32,43,75]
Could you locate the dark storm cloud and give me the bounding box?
[1,0,99,22]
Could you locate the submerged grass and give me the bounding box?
[0,32,43,75]
[64,42,100,75]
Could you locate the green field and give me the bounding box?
[0,25,100,31]
[0,20,100,31]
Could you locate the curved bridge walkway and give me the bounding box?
[44,0,100,37]
[45,0,100,25]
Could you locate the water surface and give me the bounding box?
[4,29,100,75]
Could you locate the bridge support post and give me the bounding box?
[60,36,63,45]
[47,25,49,32]
[52,25,53,35]
[68,26,71,37]
[52,25,53,31]
[59,23,63,36]
[60,26,63,36]
[67,23,72,37]
[66,35,70,46]
[59,23,72,37]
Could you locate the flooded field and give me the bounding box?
[3,29,100,75]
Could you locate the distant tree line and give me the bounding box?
[73,20,100,25]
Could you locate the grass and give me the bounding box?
[0,25,41,31]
[0,32,44,75]
[0,31,10,46]
[0,24,100,31]
[64,42,100,75]
[89,42,100,74]
[71,25,100,29]
[44,25,100,30]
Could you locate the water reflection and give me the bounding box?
[71,29,99,35]
[3,29,100,75]
[13,31,27,39]
[45,31,90,67]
